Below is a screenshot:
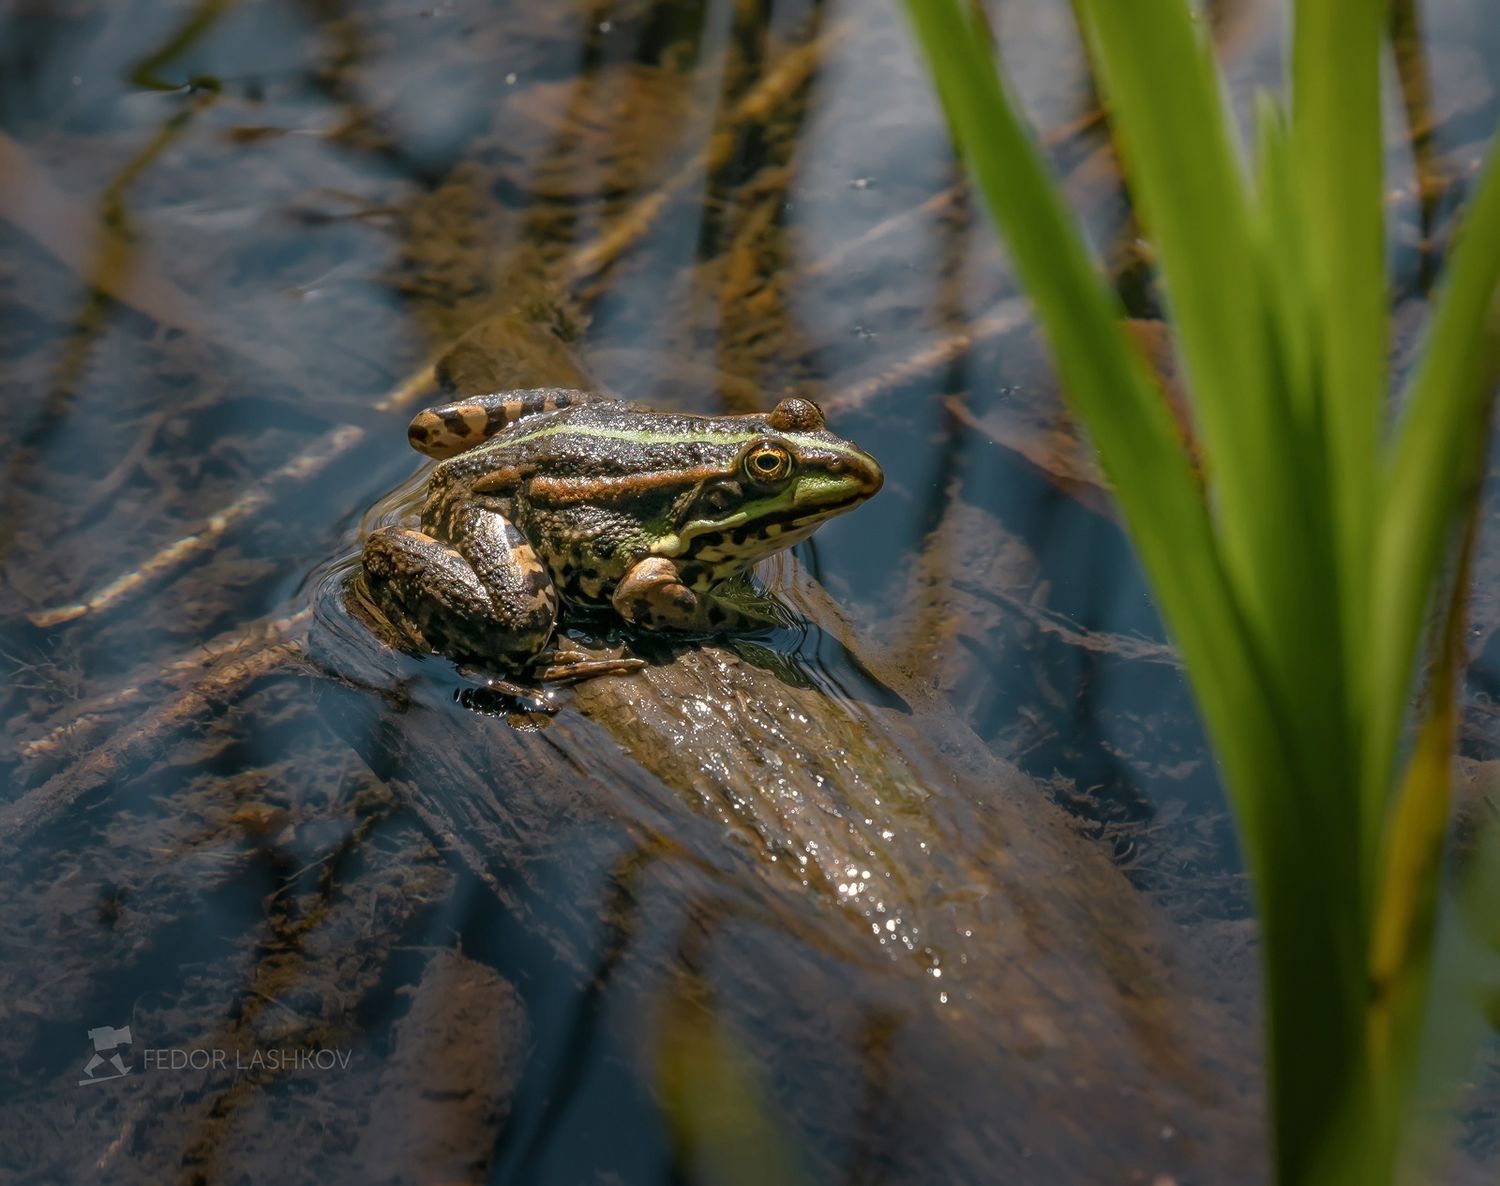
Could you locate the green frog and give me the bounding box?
[362,387,883,678]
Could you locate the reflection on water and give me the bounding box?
[1,0,1498,1182]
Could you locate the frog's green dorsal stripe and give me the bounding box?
[489,420,872,461]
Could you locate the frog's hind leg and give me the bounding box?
[362,509,558,666]
[406,389,608,459]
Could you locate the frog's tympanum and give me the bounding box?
[362,388,883,676]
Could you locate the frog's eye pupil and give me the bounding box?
[745,446,791,482]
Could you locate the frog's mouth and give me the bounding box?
[652,466,883,560]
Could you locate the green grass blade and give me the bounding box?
[902,3,1500,1181]
[1290,0,1389,783]
[1387,815,1500,1175]
[1073,0,1359,915]
[1070,7,1371,1173]
[897,2,1295,868]
[657,980,815,1186]
[1369,145,1500,822]
[1252,96,1316,424]
[1364,494,1479,1179]
[1362,490,1487,1186]
[1072,0,1302,640]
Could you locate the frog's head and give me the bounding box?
[654,397,883,575]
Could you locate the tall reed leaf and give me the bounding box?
[897,3,1294,870]
[902,0,1500,1181]
[1370,151,1500,820]
[1291,0,1388,742]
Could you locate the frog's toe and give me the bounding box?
[535,655,647,684]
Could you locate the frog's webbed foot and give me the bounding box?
[612,558,789,633]
[531,648,647,683]
[467,648,645,690]
[454,666,558,715]
[455,649,645,718]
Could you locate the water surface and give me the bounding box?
[2,0,1498,1181]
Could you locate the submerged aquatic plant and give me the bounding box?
[902,0,1500,1181]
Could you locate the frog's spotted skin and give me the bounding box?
[362,391,882,670]
[406,388,606,459]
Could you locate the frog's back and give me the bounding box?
[470,399,769,477]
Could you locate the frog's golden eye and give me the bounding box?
[743,443,793,483]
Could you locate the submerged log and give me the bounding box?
[310,556,1263,1185]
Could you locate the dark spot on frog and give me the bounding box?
[521,567,549,596]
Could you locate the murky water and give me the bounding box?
[2,0,1498,1182]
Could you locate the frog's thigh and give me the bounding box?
[363,527,498,649]
[363,521,555,660]
[613,558,772,632]
[449,506,559,638]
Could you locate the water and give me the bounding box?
[1,0,1497,1182]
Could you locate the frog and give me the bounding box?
[361,386,883,680]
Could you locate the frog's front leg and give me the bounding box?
[362,507,558,666]
[612,558,786,633]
